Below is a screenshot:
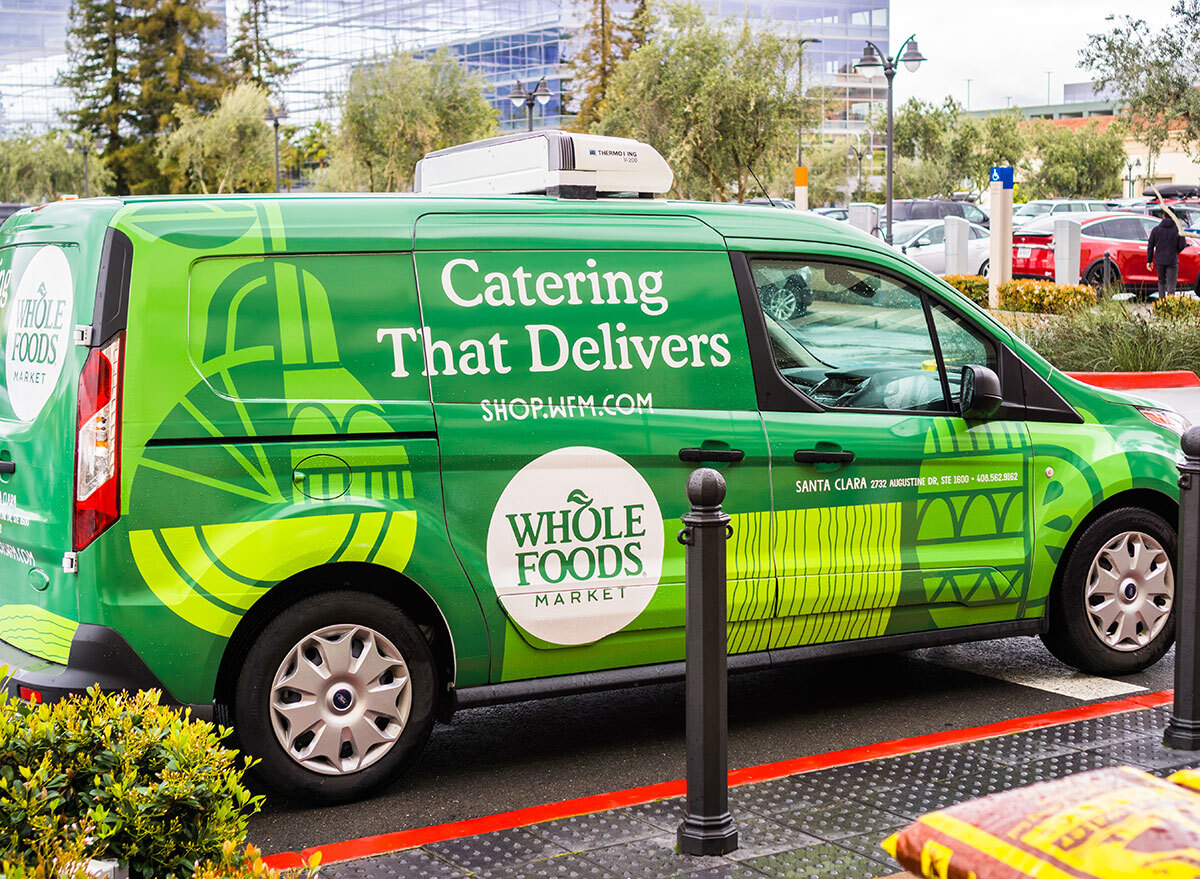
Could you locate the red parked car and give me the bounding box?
[1011,212,1200,293]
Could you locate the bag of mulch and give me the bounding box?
[882,766,1200,878]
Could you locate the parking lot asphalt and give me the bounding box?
[247,636,1175,856]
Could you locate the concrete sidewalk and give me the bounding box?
[270,692,1195,879]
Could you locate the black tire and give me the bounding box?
[1084,261,1122,295]
[1041,507,1176,675]
[978,259,989,278]
[234,591,438,804]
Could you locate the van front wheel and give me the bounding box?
[234,591,437,804]
[1042,507,1175,675]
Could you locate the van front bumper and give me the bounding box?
[0,623,213,720]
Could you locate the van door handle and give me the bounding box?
[794,449,855,464]
[0,461,15,474]
[679,448,745,464]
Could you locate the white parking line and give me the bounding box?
[907,640,1147,701]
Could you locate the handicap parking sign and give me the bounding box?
[990,166,1014,189]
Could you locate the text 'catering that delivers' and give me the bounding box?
[376,256,734,383]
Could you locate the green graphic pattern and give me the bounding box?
[0,604,77,664]
[918,420,1030,628]
[772,502,902,648]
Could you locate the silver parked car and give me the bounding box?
[889,219,992,276]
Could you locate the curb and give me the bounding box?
[1067,370,1200,389]
[261,689,1174,868]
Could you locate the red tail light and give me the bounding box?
[74,331,124,550]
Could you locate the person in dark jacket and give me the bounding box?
[1147,213,1188,296]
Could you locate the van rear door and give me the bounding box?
[0,201,122,666]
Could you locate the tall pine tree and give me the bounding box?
[59,0,227,193]
[57,0,136,191]
[229,0,298,92]
[568,0,632,132]
[122,0,226,193]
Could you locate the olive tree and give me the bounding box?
[159,83,275,193]
[322,49,498,192]
[598,2,809,202]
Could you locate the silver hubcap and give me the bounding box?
[1085,531,1173,652]
[270,624,411,775]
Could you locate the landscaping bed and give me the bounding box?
[942,275,1200,375]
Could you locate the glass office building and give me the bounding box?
[268,0,573,130]
[0,0,71,132]
[699,1,888,139]
[0,0,225,133]
[268,0,888,137]
[0,0,886,139]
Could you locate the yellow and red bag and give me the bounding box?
[883,766,1200,878]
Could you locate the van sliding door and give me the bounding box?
[413,213,774,683]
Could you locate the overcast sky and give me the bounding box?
[888,0,1176,111]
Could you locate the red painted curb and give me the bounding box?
[1067,370,1200,389]
[261,689,1174,868]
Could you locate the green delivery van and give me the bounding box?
[0,131,1189,802]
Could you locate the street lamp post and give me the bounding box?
[511,78,552,132]
[848,142,872,202]
[1126,157,1142,199]
[796,37,822,168]
[68,135,91,198]
[264,103,289,192]
[854,35,927,244]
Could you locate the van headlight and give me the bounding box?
[1138,406,1190,436]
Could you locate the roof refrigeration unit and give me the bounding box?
[414,131,674,200]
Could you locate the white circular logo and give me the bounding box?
[486,446,665,646]
[5,246,73,422]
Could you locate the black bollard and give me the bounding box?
[677,468,738,856]
[1166,426,1200,749]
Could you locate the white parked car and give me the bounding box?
[889,219,991,276]
[1013,198,1111,227]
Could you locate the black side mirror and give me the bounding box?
[960,364,1003,419]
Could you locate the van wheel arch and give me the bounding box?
[213,562,454,726]
[1051,489,1178,591]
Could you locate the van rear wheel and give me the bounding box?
[1041,507,1175,675]
[234,591,437,804]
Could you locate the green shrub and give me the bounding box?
[1152,294,1200,320]
[0,683,264,878]
[997,279,1098,314]
[1,841,307,879]
[941,274,989,308]
[1017,300,1200,373]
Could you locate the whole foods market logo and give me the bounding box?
[5,246,73,422]
[487,446,664,646]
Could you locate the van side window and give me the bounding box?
[749,258,948,413]
[926,300,996,399]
